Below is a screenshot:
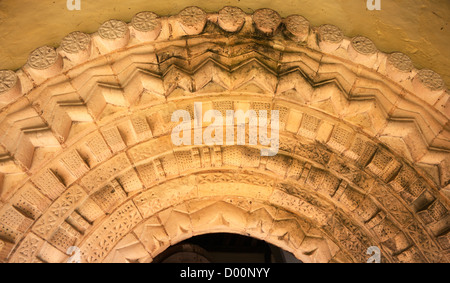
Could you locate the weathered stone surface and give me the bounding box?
[60,32,92,63]
[96,20,130,53]
[218,6,246,33]
[0,70,21,105]
[386,52,414,82]
[178,6,207,35]
[0,7,447,264]
[131,11,162,42]
[283,15,310,42]
[25,46,63,82]
[317,24,344,53]
[27,46,59,70]
[253,8,282,35]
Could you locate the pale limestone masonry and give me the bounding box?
[0,7,448,263]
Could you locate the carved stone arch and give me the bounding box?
[0,6,448,263]
[94,195,344,264]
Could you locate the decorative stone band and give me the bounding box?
[0,6,447,185]
[0,6,447,110]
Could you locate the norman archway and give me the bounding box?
[0,7,448,263]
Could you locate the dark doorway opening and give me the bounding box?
[154,233,302,263]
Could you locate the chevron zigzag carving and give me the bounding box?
[0,6,448,263]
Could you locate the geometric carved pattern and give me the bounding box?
[27,46,58,70]
[0,70,18,93]
[98,20,128,40]
[131,12,161,32]
[0,7,448,263]
[61,32,91,54]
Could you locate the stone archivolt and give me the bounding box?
[0,7,448,263]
